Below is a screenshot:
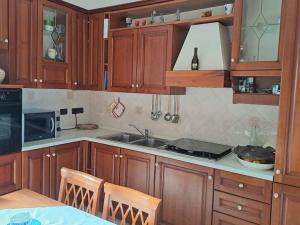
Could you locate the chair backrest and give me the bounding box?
[58,167,104,215]
[102,183,161,225]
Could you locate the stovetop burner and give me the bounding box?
[162,138,232,160]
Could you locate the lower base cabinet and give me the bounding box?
[271,183,300,225]
[22,142,82,199]
[155,156,214,225]
[0,152,21,195]
[213,211,257,225]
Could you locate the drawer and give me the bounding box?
[214,170,273,204]
[213,211,257,225]
[213,191,271,225]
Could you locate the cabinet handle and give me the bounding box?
[131,84,135,88]
[136,84,139,88]
[231,58,235,63]
[238,183,244,189]
[52,153,56,157]
[273,193,279,199]
[275,169,281,175]
[119,155,123,159]
[39,79,43,83]
[155,163,159,167]
[4,38,8,43]
[46,154,51,158]
[74,82,78,86]
[33,79,38,83]
[237,205,243,211]
[114,154,118,158]
[208,175,213,180]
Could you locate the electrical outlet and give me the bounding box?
[72,107,84,114]
[60,108,68,115]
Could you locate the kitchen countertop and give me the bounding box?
[22,128,274,181]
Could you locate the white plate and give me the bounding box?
[237,156,274,171]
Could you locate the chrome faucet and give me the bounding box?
[129,124,149,140]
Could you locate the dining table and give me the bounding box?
[0,189,115,225]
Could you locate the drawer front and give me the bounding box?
[214,170,273,204]
[214,191,271,225]
[213,212,257,225]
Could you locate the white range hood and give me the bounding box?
[174,22,231,71]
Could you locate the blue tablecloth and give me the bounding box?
[0,206,115,225]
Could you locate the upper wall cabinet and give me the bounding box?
[36,0,73,89]
[108,25,186,94]
[0,0,9,50]
[231,0,284,71]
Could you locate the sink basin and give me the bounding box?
[98,133,144,143]
[132,138,167,148]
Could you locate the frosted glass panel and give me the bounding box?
[240,0,282,62]
[43,7,66,62]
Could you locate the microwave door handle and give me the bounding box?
[50,118,55,133]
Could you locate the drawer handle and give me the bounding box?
[273,193,279,199]
[114,154,118,158]
[46,154,51,158]
[238,183,244,189]
[237,205,243,211]
[208,175,213,180]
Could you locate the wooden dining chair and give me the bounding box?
[58,167,104,216]
[102,183,161,225]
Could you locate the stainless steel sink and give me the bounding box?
[98,133,144,143]
[132,138,167,148]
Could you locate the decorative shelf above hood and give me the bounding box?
[166,70,230,88]
[167,22,231,88]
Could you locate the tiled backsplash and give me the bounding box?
[23,88,279,147]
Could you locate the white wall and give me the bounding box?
[22,88,278,147]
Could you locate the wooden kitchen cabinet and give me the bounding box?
[108,25,186,94]
[22,148,50,196]
[9,0,38,87]
[91,144,155,195]
[0,152,21,195]
[231,0,285,71]
[36,0,73,89]
[154,156,214,225]
[108,29,138,93]
[0,0,9,50]
[119,149,155,195]
[271,183,300,225]
[274,0,300,188]
[213,211,257,225]
[22,142,82,199]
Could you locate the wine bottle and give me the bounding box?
[191,47,199,70]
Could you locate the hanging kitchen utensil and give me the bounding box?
[151,95,158,120]
[157,95,162,119]
[172,96,180,123]
[111,97,126,118]
[164,95,172,121]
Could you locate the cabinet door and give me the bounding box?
[0,152,21,195]
[36,0,72,89]
[231,0,284,71]
[137,26,172,94]
[50,142,81,199]
[12,0,38,87]
[0,0,8,49]
[155,157,214,225]
[87,14,103,90]
[22,148,50,196]
[271,183,300,225]
[275,0,300,187]
[119,149,155,195]
[91,143,120,184]
[108,29,138,92]
[72,12,88,90]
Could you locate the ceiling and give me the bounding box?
[62,0,143,10]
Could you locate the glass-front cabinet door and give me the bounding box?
[231,0,284,71]
[37,0,72,89]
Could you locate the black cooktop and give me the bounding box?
[163,138,232,160]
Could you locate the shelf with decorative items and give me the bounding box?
[231,71,281,105]
[108,0,235,31]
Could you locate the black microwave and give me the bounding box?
[23,110,60,142]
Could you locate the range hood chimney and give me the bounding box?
[166,22,231,88]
